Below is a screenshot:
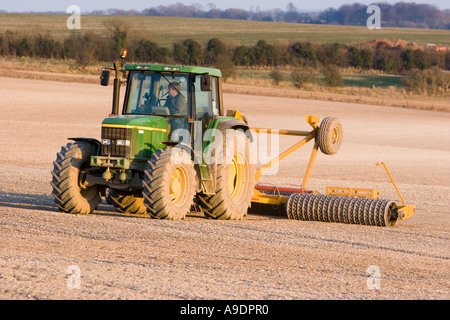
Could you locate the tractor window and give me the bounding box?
[126,72,153,113]
[125,71,189,118]
[194,75,212,120]
[211,77,219,116]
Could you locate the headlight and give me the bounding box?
[102,138,111,145]
[116,139,130,146]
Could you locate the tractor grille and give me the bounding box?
[101,126,132,157]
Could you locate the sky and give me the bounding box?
[1,0,449,13]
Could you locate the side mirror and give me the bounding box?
[201,74,212,91]
[100,70,110,86]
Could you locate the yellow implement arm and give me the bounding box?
[376,162,415,221]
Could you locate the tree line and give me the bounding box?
[87,2,450,30]
[1,27,448,73]
[1,25,449,93]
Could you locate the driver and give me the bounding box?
[164,82,187,116]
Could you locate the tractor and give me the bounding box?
[51,51,414,226]
[51,51,255,220]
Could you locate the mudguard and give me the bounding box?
[68,137,102,156]
[215,118,253,142]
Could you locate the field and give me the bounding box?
[238,69,405,88]
[1,13,450,47]
[0,13,448,302]
[0,76,448,300]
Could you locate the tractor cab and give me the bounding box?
[101,62,223,144]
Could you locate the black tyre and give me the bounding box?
[107,188,146,215]
[51,142,101,214]
[318,116,343,155]
[199,130,255,220]
[142,147,196,220]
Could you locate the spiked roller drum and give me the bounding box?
[286,193,398,227]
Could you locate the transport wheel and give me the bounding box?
[199,130,255,220]
[51,142,101,214]
[142,147,196,220]
[107,188,146,215]
[318,116,343,155]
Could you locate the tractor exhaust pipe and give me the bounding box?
[111,62,120,116]
[102,49,127,116]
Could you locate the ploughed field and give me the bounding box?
[0,77,448,299]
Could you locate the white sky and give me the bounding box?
[1,0,449,12]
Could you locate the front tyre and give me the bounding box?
[142,148,196,220]
[51,142,101,214]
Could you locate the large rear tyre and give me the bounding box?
[199,130,255,220]
[318,116,343,155]
[142,147,196,220]
[107,188,146,215]
[51,142,101,214]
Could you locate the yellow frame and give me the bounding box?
[249,115,320,206]
[228,112,415,222]
[375,162,415,220]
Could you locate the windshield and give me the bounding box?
[125,71,189,117]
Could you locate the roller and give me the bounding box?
[286,193,398,227]
[249,185,312,217]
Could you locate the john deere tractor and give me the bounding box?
[51,52,254,220]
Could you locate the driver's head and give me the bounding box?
[168,82,181,97]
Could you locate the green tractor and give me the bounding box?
[51,52,255,220]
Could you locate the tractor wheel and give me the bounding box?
[51,142,101,214]
[107,188,146,215]
[199,130,255,220]
[318,116,343,155]
[142,147,196,220]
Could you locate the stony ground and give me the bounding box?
[0,77,448,300]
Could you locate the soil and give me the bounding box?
[0,77,448,300]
